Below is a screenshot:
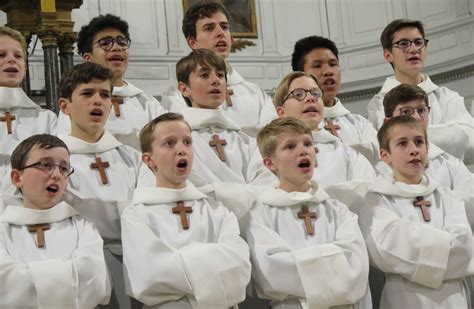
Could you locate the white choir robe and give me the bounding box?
[59,131,141,309]
[57,81,164,150]
[0,87,57,191]
[367,75,474,163]
[0,202,110,308]
[138,108,273,188]
[321,98,379,165]
[160,65,277,137]
[243,181,372,309]
[359,173,474,309]
[122,183,251,308]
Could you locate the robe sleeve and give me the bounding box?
[246,203,369,308]
[360,192,472,289]
[72,217,111,308]
[346,146,377,183]
[367,94,385,130]
[348,116,380,166]
[257,88,278,130]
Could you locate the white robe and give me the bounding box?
[322,98,379,165]
[138,108,273,188]
[160,66,277,137]
[59,131,141,309]
[0,87,57,191]
[122,184,251,308]
[57,81,164,150]
[359,173,474,309]
[367,75,474,162]
[0,202,110,309]
[244,181,371,309]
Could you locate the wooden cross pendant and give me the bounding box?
[324,119,341,137]
[28,223,50,248]
[172,201,193,230]
[413,196,431,222]
[90,156,110,185]
[314,146,319,167]
[225,88,234,107]
[0,111,16,134]
[209,134,227,161]
[297,205,317,235]
[111,96,124,117]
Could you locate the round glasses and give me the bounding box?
[95,36,131,51]
[283,88,323,102]
[22,160,74,178]
[397,106,430,118]
[392,38,429,52]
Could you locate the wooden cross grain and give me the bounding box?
[324,119,340,137]
[297,205,317,236]
[0,112,16,134]
[172,201,193,230]
[314,146,319,167]
[28,223,50,248]
[90,156,110,185]
[209,134,227,161]
[111,96,124,117]
[225,88,234,107]
[413,196,431,222]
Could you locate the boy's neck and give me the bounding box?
[112,77,126,88]
[393,171,423,185]
[394,71,423,86]
[70,127,104,144]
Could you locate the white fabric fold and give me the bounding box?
[0,87,40,110]
[58,131,122,154]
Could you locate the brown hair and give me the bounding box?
[182,0,230,39]
[274,71,322,108]
[383,84,429,117]
[377,115,427,153]
[11,134,69,171]
[380,19,425,51]
[257,117,313,158]
[140,112,191,153]
[60,62,113,100]
[0,26,28,58]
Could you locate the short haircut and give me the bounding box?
[60,62,113,100]
[377,115,427,153]
[383,84,429,117]
[291,35,339,71]
[182,0,230,39]
[0,26,28,57]
[380,19,425,51]
[176,49,227,106]
[257,116,313,158]
[11,134,69,171]
[140,112,191,153]
[77,14,130,55]
[274,71,322,108]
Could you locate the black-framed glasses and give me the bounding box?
[283,88,323,102]
[392,38,429,52]
[397,106,431,118]
[22,160,74,178]
[95,36,131,51]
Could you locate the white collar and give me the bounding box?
[380,74,439,94]
[312,129,340,144]
[369,173,439,198]
[428,142,444,159]
[258,180,329,207]
[0,87,40,110]
[58,131,122,154]
[181,107,241,131]
[1,202,78,225]
[132,183,207,205]
[324,98,350,118]
[112,80,144,97]
[227,65,245,86]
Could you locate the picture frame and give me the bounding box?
[182,0,258,38]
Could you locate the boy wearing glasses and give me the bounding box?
[57,14,164,150]
[291,35,380,165]
[368,19,473,163]
[0,26,56,192]
[58,62,142,309]
[0,134,110,308]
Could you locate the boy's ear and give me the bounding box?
[276,106,286,118]
[379,148,391,165]
[141,152,157,173]
[186,36,198,50]
[383,49,393,64]
[58,97,71,115]
[83,53,92,62]
[10,169,22,189]
[263,156,277,173]
[178,81,191,98]
[383,117,391,124]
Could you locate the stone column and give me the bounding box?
[58,32,76,75]
[38,29,60,114]
[20,31,32,96]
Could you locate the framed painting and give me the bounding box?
[182,0,258,38]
